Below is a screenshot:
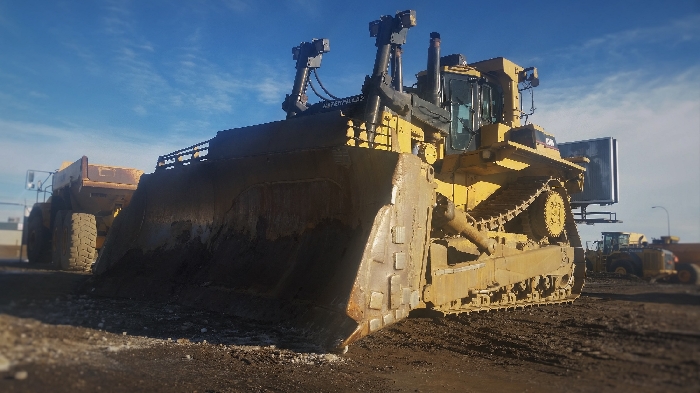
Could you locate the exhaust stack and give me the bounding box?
[425,32,441,106]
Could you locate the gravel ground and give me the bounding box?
[0,261,698,393]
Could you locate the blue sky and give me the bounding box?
[0,0,699,243]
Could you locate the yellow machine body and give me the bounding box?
[93,11,589,351]
[25,156,143,269]
[650,238,700,284]
[585,232,676,278]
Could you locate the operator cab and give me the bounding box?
[412,54,506,155]
[602,232,630,255]
[443,73,502,153]
[601,232,648,255]
[414,54,558,159]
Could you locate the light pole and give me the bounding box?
[651,206,670,237]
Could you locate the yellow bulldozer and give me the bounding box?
[93,10,598,351]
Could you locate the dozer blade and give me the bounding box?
[92,112,435,351]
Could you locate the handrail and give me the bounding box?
[155,139,211,171]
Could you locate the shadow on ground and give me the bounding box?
[0,262,322,353]
[583,291,700,306]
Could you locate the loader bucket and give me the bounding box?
[92,111,435,351]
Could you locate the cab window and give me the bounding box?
[448,79,478,151]
[480,84,496,124]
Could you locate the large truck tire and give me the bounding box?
[27,206,51,265]
[609,259,635,276]
[51,210,68,268]
[60,213,97,272]
[676,263,700,285]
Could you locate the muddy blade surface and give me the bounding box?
[92,148,431,350]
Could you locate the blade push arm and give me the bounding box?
[283,38,330,118]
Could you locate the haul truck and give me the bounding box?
[652,236,700,285]
[24,156,143,271]
[92,10,616,351]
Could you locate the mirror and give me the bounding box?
[26,171,35,190]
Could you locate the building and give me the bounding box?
[0,217,24,259]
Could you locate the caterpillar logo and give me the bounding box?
[321,95,365,109]
[535,131,558,150]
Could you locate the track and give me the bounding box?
[469,176,553,232]
[432,177,586,315]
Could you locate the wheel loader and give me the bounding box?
[92,10,595,351]
[24,156,143,271]
[585,232,676,279]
